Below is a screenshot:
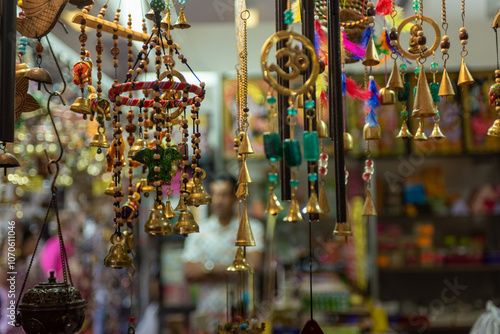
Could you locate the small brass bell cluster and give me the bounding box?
[144,201,172,236]
[104,233,133,268]
[186,172,212,207]
[146,4,191,29]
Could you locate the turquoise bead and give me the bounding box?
[308,173,318,182]
[400,64,407,70]
[303,131,319,161]
[414,67,420,74]
[305,100,315,109]
[240,324,248,330]
[431,62,439,69]
[401,110,408,117]
[430,82,440,103]
[264,132,283,160]
[270,157,276,162]
[290,179,299,187]
[267,95,276,104]
[287,107,297,116]
[268,172,279,182]
[284,139,302,167]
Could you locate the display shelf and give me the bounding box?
[379,264,500,274]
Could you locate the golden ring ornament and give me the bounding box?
[396,15,441,61]
[261,30,320,96]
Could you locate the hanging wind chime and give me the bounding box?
[487,9,500,137]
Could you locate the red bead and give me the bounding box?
[320,153,328,161]
[319,166,327,176]
[235,316,243,322]
[129,317,136,323]
[365,159,373,167]
[362,172,371,181]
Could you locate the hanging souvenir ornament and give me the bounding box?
[386,1,404,92]
[15,37,41,122]
[457,0,474,87]
[396,64,413,139]
[174,1,191,29]
[429,55,445,140]
[24,40,53,89]
[261,6,319,223]
[487,13,500,137]
[71,5,93,119]
[438,0,455,97]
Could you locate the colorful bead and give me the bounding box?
[319,166,328,176]
[400,64,407,70]
[290,179,299,187]
[414,67,420,74]
[284,139,302,167]
[308,173,318,182]
[430,82,440,103]
[303,131,319,161]
[362,172,371,181]
[267,95,276,104]
[305,100,315,109]
[240,324,249,330]
[264,132,283,160]
[398,82,410,103]
[268,172,279,182]
[431,62,439,69]
[365,159,373,167]
[287,107,297,116]
[320,153,328,162]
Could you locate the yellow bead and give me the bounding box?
[18,0,23,7]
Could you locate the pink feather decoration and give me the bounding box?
[375,0,392,16]
[346,77,371,100]
[342,30,365,60]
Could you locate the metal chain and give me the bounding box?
[441,0,448,33]
[461,0,465,27]
[54,190,73,286]
[240,10,250,131]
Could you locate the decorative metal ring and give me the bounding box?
[261,30,319,97]
[396,15,441,61]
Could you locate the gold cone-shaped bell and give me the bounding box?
[173,210,199,236]
[387,59,404,91]
[187,179,212,207]
[89,132,110,149]
[140,178,155,197]
[265,189,284,215]
[24,67,53,84]
[303,191,323,215]
[283,197,303,222]
[457,57,474,86]
[317,120,328,139]
[144,202,172,236]
[174,8,191,29]
[396,120,413,139]
[227,247,251,272]
[362,188,377,216]
[70,97,91,116]
[429,121,446,140]
[128,138,148,158]
[333,221,353,237]
[164,200,177,219]
[487,119,500,137]
[0,152,20,169]
[439,68,455,97]
[414,118,428,141]
[239,129,255,155]
[319,183,330,214]
[238,159,252,184]
[174,196,188,211]
[363,124,381,140]
[145,9,155,21]
[103,234,132,268]
[104,181,116,196]
[235,201,256,247]
[379,87,396,105]
[161,9,175,30]
[344,132,354,151]
[236,183,249,199]
[362,35,380,67]
[412,65,437,119]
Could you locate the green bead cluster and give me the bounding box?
[400,64,407,71]
[412,0,419,11]
[267,95,276,104]
[431,62,439,69]
[430,82,440,103]
[305,100,315,109]
[400,110,409,117]
[289,179,299,187]
[287,107,297,116]
[414,67,421,74]
[284,10,294,25]
[308,173,318,182]
[268,172,279,182]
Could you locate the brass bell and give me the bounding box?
[343,132,354,151]
[104,181,116,196]
[227,247,251,272]
[429,121,445,140]
[265,189,284,215]
[439,68,455,97]
[238,159,252,184]
[187,178,212,207]
[457,57,474,86]
[164,200,177,219]
[16,63,30,78]
[333,221,353,237]
[174,196,188,211]
[122,229,134,253]
[161,8,175,30]
[239,129,255,155]
[144,202,172,236]
[303,191,323,215]
[387,59,404,91]
[173,210,199,236]
[362,188,377,216]
[185,177,195,194]
[174,8,191,29]
[396,120,413,139]
[89,131,110,149]
[362,34,380,67]
[363,124,381,140]
[104,234,132,268]
[412,64,437,119]
[487,119,500,137]
[24,67,53,85]
[414,118,428,141]
[317,120,328,139]
[70,97,92,116]
[236,182,249,199]
[140,178,155,197]
[318,183,330,214]
[128,138,148,158]
[0,151,20,174]
[145,9,156,21]
[283,197,303,222]
[235,201,255,247]
[379,87,396,105]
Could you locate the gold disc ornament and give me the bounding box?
[396,15,441,61]
[261,30,320,96]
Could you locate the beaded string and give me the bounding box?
[126,14,136,201]
[459,0,469,63]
